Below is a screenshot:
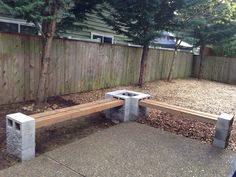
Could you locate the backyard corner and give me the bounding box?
[0,1,235,176]
[0,78,236,170]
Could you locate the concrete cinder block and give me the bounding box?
[213,138,228,149]
[213,113,234,149]
[129,93,151,120]
[214,128,230,141]
[6,113,35,161]
[105,90,150,122]
[21,148,36,161]
[215,113,234,130]
[105,90,131,122]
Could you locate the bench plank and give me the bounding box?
[139,99,218,124]
[34,99,124,129]
[32,99,113,119]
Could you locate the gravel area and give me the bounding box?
[140,79,236,116]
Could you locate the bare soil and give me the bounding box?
[0,79,236,170]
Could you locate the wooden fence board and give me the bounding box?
[229,59,236,84]
[193,55,236,84]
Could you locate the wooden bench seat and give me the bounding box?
[31,98,124,129]
[139,99,218,124]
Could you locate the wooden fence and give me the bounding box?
[192,56,236,84]
[0,33,193,105]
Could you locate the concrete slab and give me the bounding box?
[0,156,82,177]
[45,122,236,177]
[1,122,236,177]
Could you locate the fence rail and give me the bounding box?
[0,33,193,105]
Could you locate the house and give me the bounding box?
[0,10,128,45]
[0,11,193,51]
[153,32,193,51]
[0,16,38,35]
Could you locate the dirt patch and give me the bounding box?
[137,110,215,144]
[0,79,236,169]
[36,114,114,154]
[137,109,236,151]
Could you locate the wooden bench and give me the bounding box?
[5,92,234,161]
[139,99,234,149]
[139,99,218,124]
[31,98,124,129]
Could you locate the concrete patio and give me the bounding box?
[1,122,236,177]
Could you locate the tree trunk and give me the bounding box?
[138,45,149,87]
[167,50,178,82]
[197,45,205,79]
[36,17,57,103]
[167,39,182,82]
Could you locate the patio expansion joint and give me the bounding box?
[42,154,86,177]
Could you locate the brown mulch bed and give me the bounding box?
[0,79,236,169]
[137,110,215,144]
[137,109,236,151]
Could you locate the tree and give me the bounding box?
[211,2,236,57]
[0,0,104,103]
[212,35,236,57]
[167,0,204,81]
[167,0,236,81]
[101,0,184,87]
[190,0,236,79]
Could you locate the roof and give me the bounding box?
[153,32,193,49]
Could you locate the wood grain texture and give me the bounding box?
[34,98,124,128]
[139,99,218,124]
[193,56,236,84]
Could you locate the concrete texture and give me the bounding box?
[105,90,150,121]
[1,122,236,177]
[213,113,234,148]
[0,156,81,177]
[6,113,35,161]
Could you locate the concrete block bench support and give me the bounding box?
[213,113,234,148]
[6,113,35,161]
[105,90,150,122]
